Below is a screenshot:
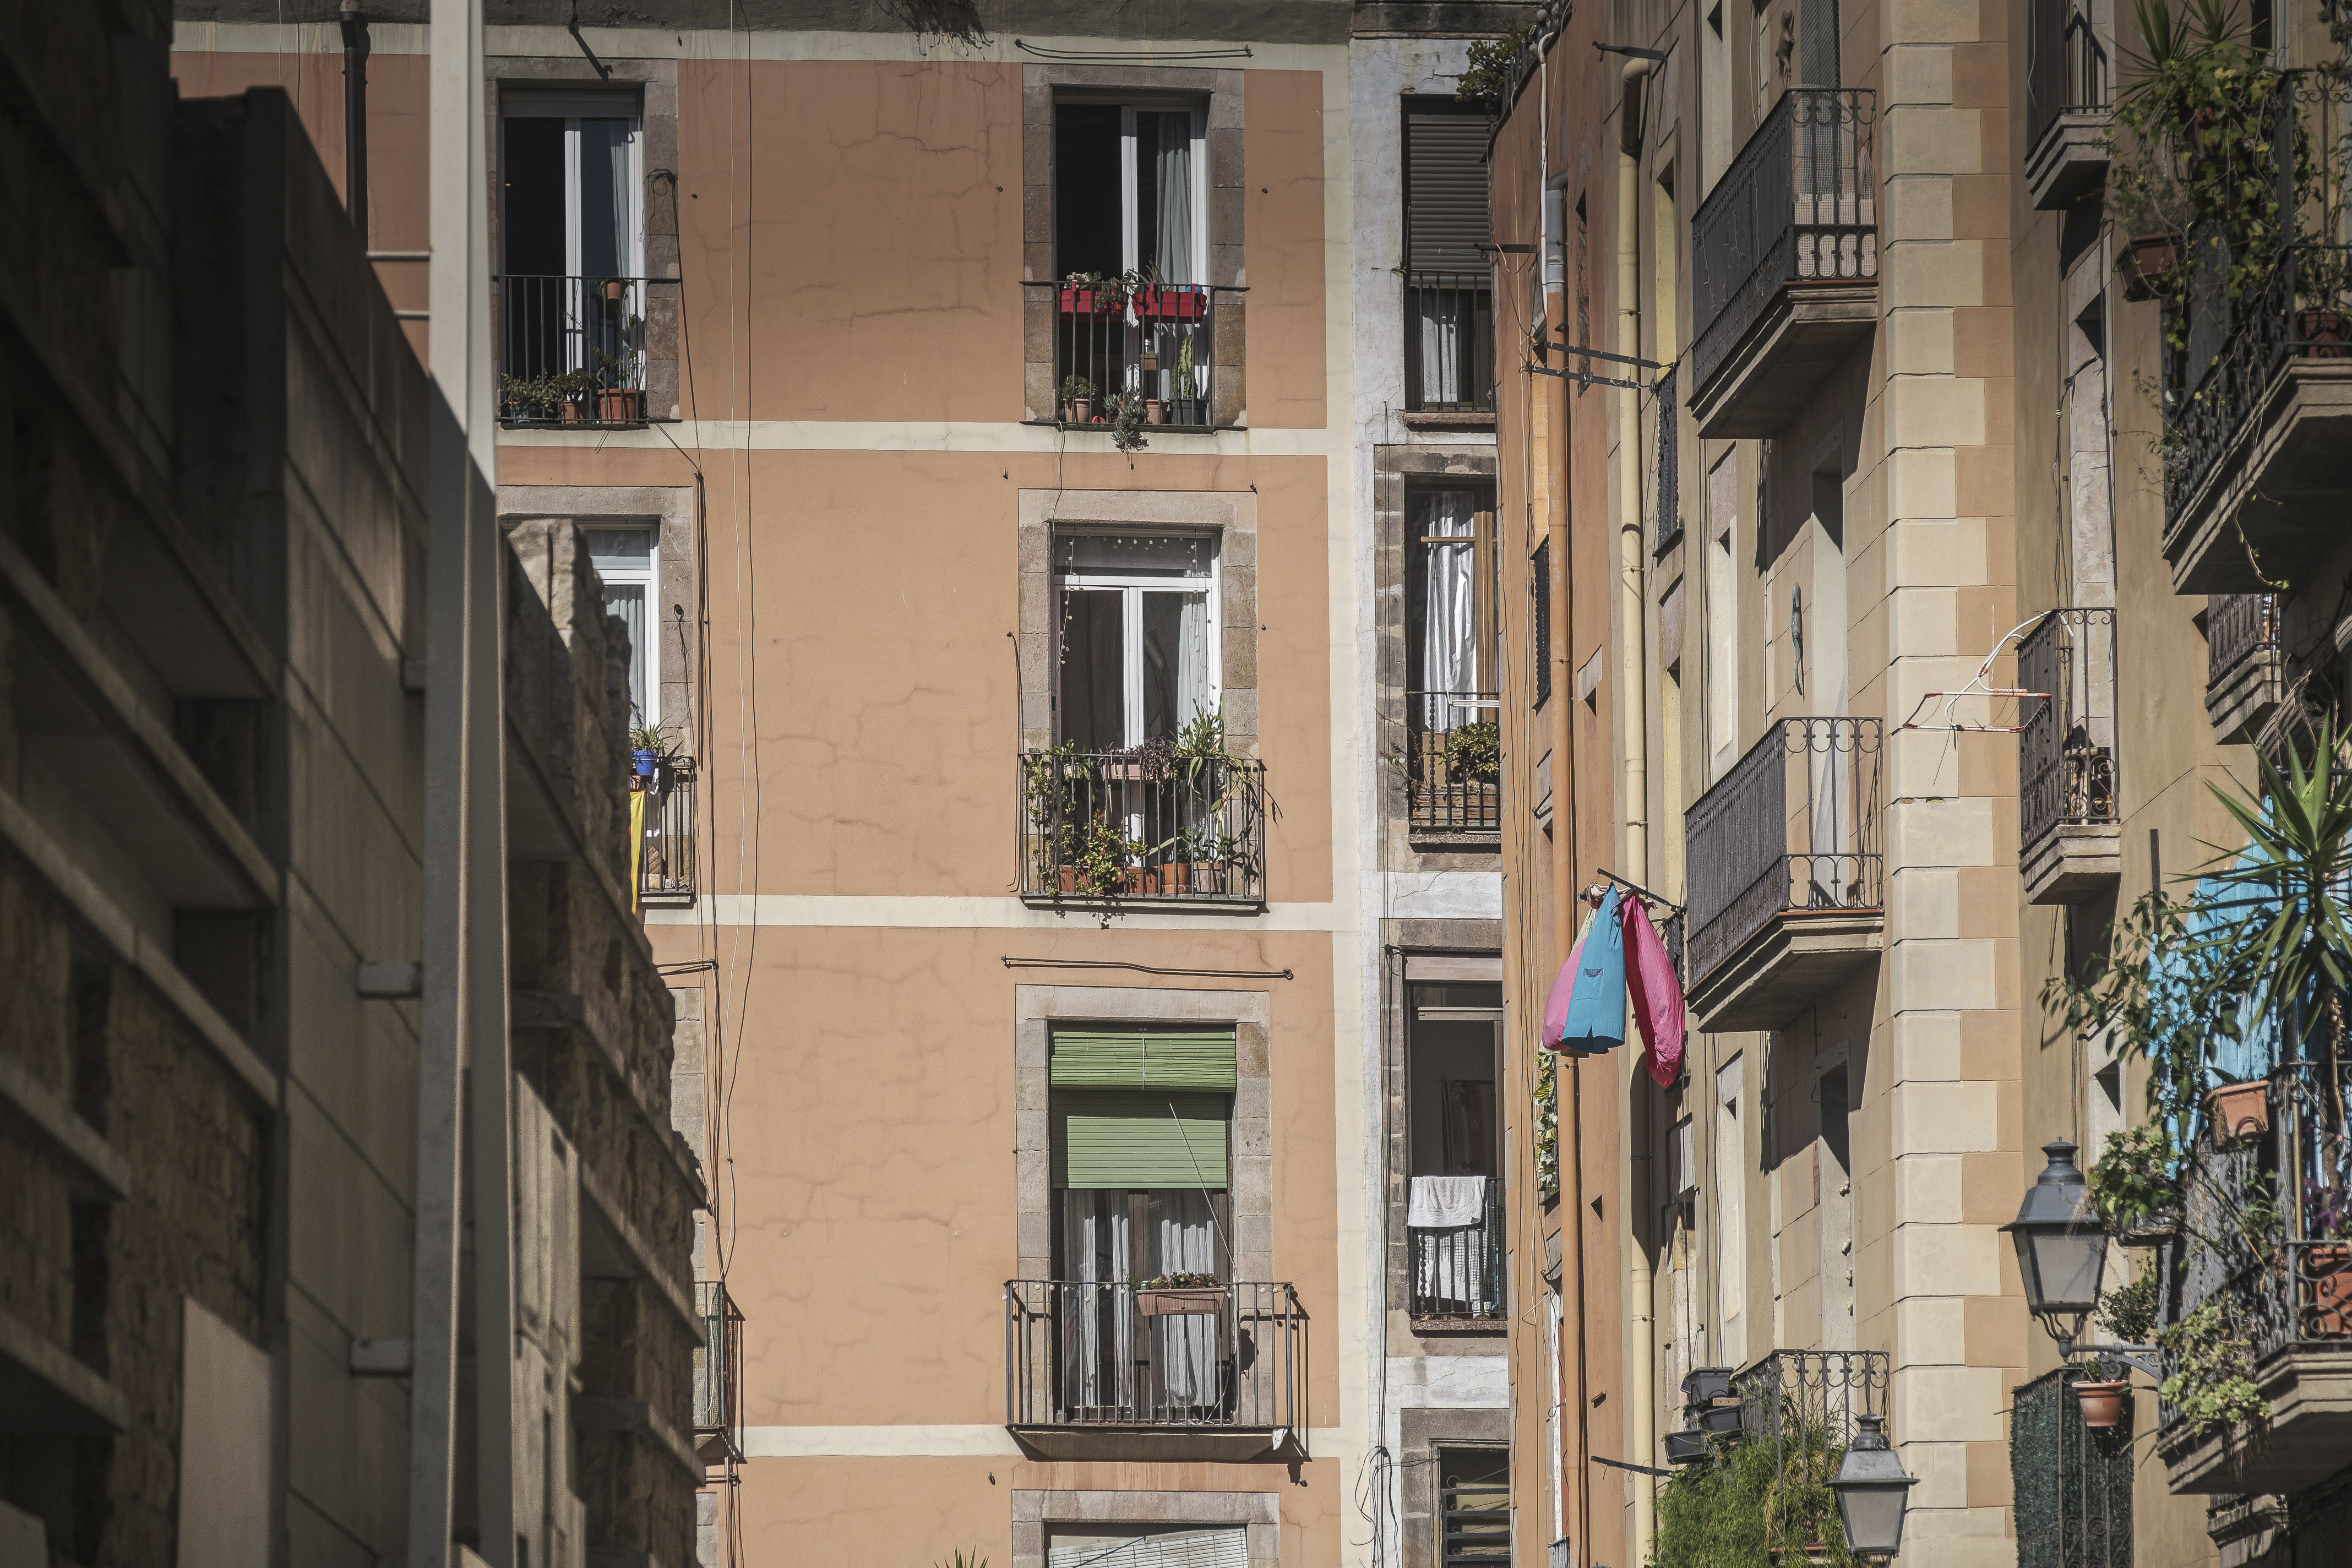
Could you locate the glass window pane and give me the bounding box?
[1059,587,1126,751]
[1057,532,1212,579]
[1140,590,1210,740]
[576,118,635,280]
[605,582,648,724]
[586,527,656,573]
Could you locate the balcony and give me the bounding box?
[2164,244,2352,592]
[2156,1070,2352,1495]
[2023,0,2111,210]
[632,756,697,908]
[2018,608,2120,905]
[496,274,652,428]
[1688,89,1878,439]
[1408,1180,1506,1322]
[2207,593,2285,744]
[1407,692,1500,841]
[2010,1369,2133,1568]
[693,1281,743,1464]
[1003,1279,1308,1460]
[1017,748,1267,910]
[1683,717,1883,1032]
[1405,271,1496,420]
[1022,281,1243,432]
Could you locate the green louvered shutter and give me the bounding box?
[1052,1092,1230,1190]
[1049,1025,1238,1091]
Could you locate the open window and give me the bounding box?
[1055,531,1219,752]
[1405,979,1504,1318]
[499,93,646,415]
[1406,492,1500,834]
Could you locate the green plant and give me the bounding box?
[1068,816,1145,899]
[596,344,643,390]
[1446,721,1501,782]
[937,1549,989,1568]
[2097,1267,2162,1347]
[1533,1047,1558,1197]
[629,722,670,753]
[1138,1271,1217,1290]
[1650,1408,1854,1568]
[1107,388,1149,452]
[1456,22,1533,107]
[1174,333,1197,404]
[2088,1121,2182,1234]
[2159,1300,2267,1441]
[1059,373,1097,406]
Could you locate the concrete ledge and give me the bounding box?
[1690,282,1878,440]
[2208,648,2285,744]
[1008,1425,1308,1463]
[2021,821,2122,906]
[2159,1347,2352,1495]
[2165,361,2352,592]
[0,1303,129,1435]
[1686,908,1885,1033]
[2024,111,2112,211]
[0,1053,129,1202]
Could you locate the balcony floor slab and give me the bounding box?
[1009,1426,1306,1463]
[2208,649,2286,744]
[2024,112,2113,211]
[2165,361,2352,592]
[2159,1348,2352,1495]
[1686,908,1885,1033]
[1691,282,1878,440]
[2021,821,2122,906]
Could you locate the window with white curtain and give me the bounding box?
[584,526,658,730]
[1052,101,1208,284]
[1054,531,1219,751]
[1406,491,1495,732]
[501,94,643,281]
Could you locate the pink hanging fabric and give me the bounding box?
[1620,895,1686,1086]
[1540,908,1597,1049]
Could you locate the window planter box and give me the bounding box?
[1136,1286,1227,1317]
[1135,287,1202,320]
[1059,287,1121,315]
[595,388,646,423]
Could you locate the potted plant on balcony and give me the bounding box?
[1106,388,1149,453]
[501,371,563,424]
[1136,1271,1226,1316]
[1059,374,1097,426]
[2071,1358,2133,1429]
[1173,334,1201,426]
[2159,1299,2267,1441]
[2206,1076,2270,1145]
[596,274,628,306]
[595,347,646,423]
[630,722,671,780]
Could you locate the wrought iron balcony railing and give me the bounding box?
[1003,1280,1305,1432]
[2027,0,2111,154]
[1690,88,1877,395]
[496,274,650,427]
[2011,1368,2132,1568]
[1406,692,1500,835]
[693,1280,744,1463]
[1405,271,1496,413]
[2018,608,2119,855]
[2208,592,2282,690]
[632,756,698,906]
[1683,717,1883,987]
[1732,1348,1890,1451]
[1408,1179,1505,1319]
[2166,242,2352,522]
[1017,748,1267,906]
[1027,281,1236,431]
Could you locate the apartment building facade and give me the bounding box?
[167,3,1561,1567]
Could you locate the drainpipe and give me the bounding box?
[339,3,368,236]
[1616,52,1659,1568]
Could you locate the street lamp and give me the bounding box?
[2000,1140,2110,1354]
[1827,1414,1915,1560]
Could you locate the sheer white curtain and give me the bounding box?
[1147,1189,1221,1408]
[1415,491,1479,730]
[1060,1191,1133,1414]
[1175,592,1210,729]
[1152,112,1195,284]
[1417,290,1465,405]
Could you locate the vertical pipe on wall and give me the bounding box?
[339,3,368,235]
[1616,55,1659,1568]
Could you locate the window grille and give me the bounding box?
[1654,366,1680,551]
[1532,538,1552,709]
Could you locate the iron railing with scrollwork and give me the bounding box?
[1405,272,1496,413]
[2027,0,2111,154]
[1691,89,1878,395]
[1725,1349,1891,1550]
[2011,1368,2133,1568]
[1003,1280,1306,1431]
[1684,717,1883,986]
[1017,748,1267,905]
[2209,593,2282,687]
[2166,243,2352,521]
[1406,692,1501,834]
[2018,608,2119,854]
[1026,281,1234,431]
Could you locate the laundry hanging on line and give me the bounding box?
[1540,883,1689,1087]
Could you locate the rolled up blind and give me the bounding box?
[1050,1025,1238,1091]
[1406,108,1492,273]
[1053,1091,1229,1190]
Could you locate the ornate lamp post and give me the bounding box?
[1826,1414,1915,1560]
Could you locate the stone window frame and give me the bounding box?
[1375,446,1500,866]
[1016,489,1259,759]
[1012,1489,1280,1568]
[1021,66,1248,428]
[1378,923,1506,1339]
[1014,984,1272,1286]
[487,59,683,422]
[496,486,696,757]
[1396,1410,1510,1568]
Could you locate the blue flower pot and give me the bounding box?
[633,748,659,777]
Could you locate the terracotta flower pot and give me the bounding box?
[1137,1286,1227,1317]
[1067,398,1095,425]
[2304,1244,2352,1337]
[2207,1079,2270,1145]
[559,398,585,423]
[600,277,627,304]
[595,388,645,423]
[2119,231,2183,303]
[1145,398,1165,423]
[2074,1379,2130,1429]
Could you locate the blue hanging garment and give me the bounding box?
[1559,888,1627,1054]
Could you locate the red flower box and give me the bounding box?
[1135,287,1203,320]
[1059,287,1119,315]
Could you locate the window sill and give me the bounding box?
[1400,409,1496,431]
[1022,420,1241,435]
[1018,892,1267,916]
[1407,1314,1509,1336]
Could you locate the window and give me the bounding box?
[1408,493,1499,832]
[1406,981,1504,1316]
[1048,1529,1247,1568]
[1707,452,1738,776]
[1714,1054,1746,1366]
[584,526,659,729]
[1054,532,1219,750]
[1054,102,1210,417]
[500,94,643,388]
[1532,538,1553,708]
[1403,103,1495,412]
[1437,1449,1510,1568]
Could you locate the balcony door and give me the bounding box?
[1054,101,1208,407]
[1407,493,1499,831]
[1406,980,1502,1316]
[501,95,643,383]
[1055,531,1219,751]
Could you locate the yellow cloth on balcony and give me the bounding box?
[628,787,645,912]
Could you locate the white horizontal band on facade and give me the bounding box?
[645,895,1348,932]
[490,421,1347,459]
[739,1425,1351,1458]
